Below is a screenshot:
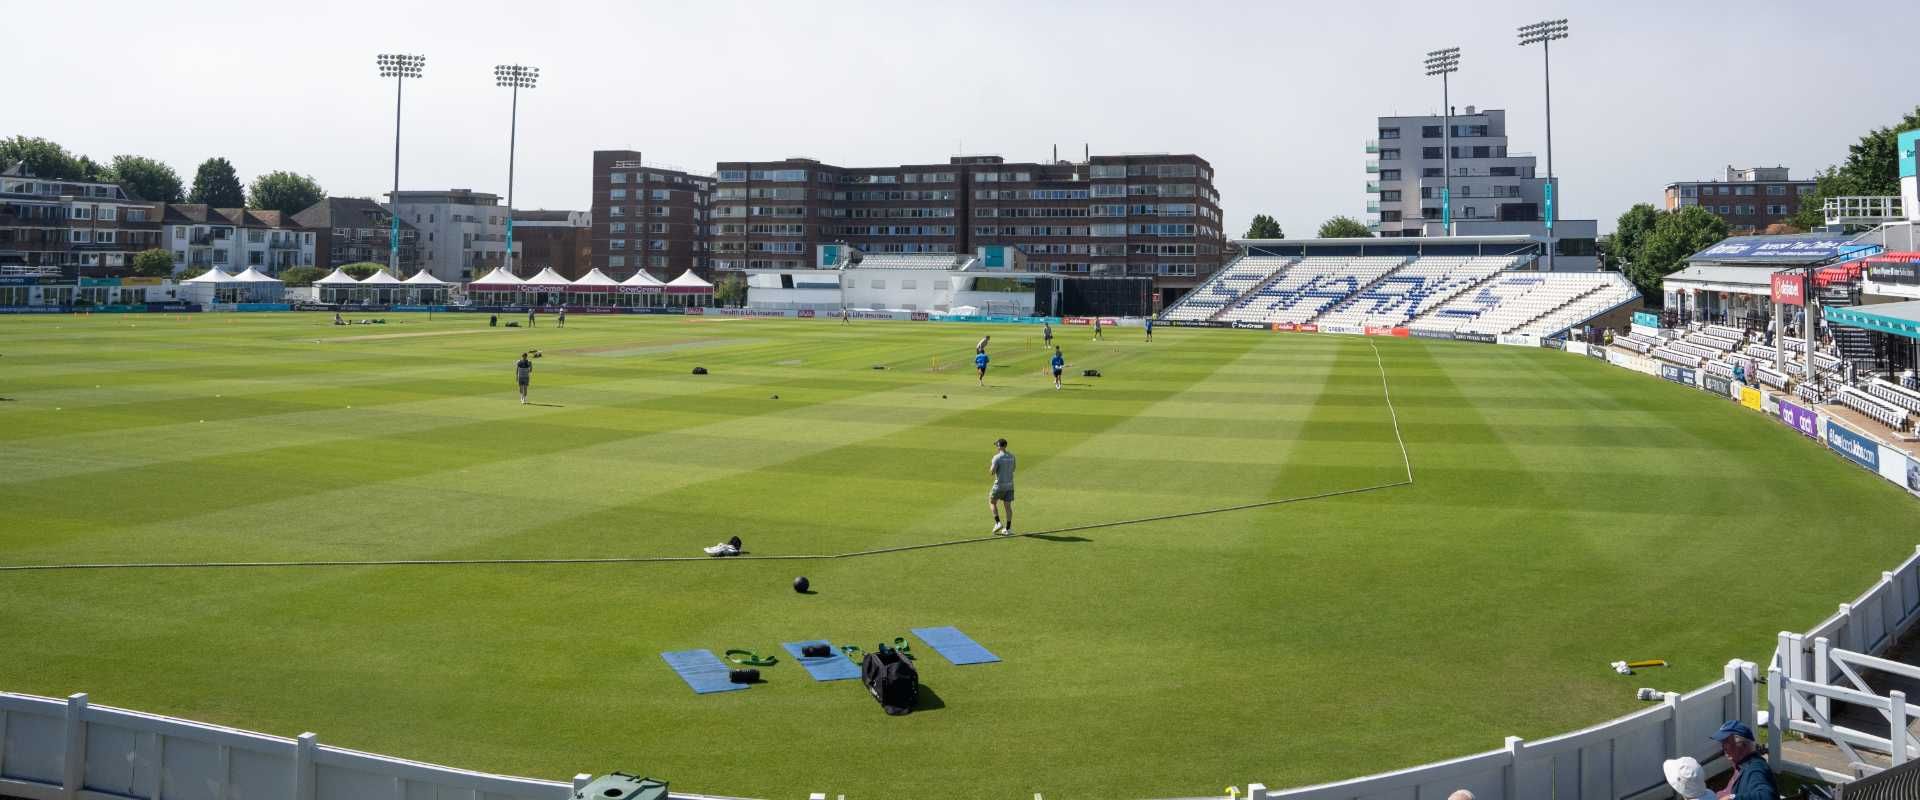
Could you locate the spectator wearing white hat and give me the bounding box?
[1662,757,1712,800]
[1446,792,1475,800]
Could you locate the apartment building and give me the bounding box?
[1368,107,1549,237]
[702,153,1224,304]
[589,151,711,279]
[1664,166,1816,232]
[386,189,520,282]
[292,197,419,273]
[0,164,165,277]
[160,206,315,275]
[513,209,592,280]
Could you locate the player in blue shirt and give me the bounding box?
[974,346,990,386]
[1144,316,1154,342]
[1050,346,1065,390]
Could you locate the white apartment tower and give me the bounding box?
[386,189,521,281]
[1366,107,1553,238]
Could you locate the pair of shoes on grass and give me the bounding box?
[992,522,1014,537]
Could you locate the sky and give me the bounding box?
[11,0,1916,236]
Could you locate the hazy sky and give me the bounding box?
[12,0,1915,236]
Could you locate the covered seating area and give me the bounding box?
[458,268,708,309]
[312,267,450,305]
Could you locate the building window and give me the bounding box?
[1422,147,1442,159]
[1422,168,1443,178]
[1379,127,1401,139]
[608,255,625,267]
[1766,185,1785,196]
[99,206,117,221]
[1380,149,1400,161]
[610,239,626,249]
[1421,125,1442,138]
[1380,169,1401,181]
[1380,211,1401,222]
[610,223,626,233]
[1796,185,1814,195]
[1381,190,1402,201]
[611,189,626,200]
[870,280,886,289]
[610,173,627,183]
[71,206,92,220]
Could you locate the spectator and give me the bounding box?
[1446,792,1474,800]
[1710,720,1774,800]
[1662,756,1712,800]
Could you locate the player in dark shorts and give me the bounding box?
[515,352,533,404]
[557,308,566,329]
[1144,316,1153,342]
[1050,346,1065,390]
[989,438,1016,535]
[974,345,989,386]
[527,309,536,328]
[1092,317,1103,340]
[1043,322,1053,347]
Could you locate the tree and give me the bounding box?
[247,171,325,217]
[109,155,184,203]
[340,262,384,280]
[1629,206,1728,302]
[1789,106,1920,229]
[1317,216,1372,238]
[276,266,327,286]
[177,266,208,281]
[188,157,245,207]
[1244,214,1284,239]
[713,272,748,307]
[0,136,87,179]
[1611,203,1661,271]
[130,249,176,278]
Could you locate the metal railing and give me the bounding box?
[1825,196,1905,226]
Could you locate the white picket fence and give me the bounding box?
[1768,544,1920,782]
[0,691,751,800]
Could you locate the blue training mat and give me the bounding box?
[911,626,1001,665]
[661,649,748,694]
[781,640,862,682]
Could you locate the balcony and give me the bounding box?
[270,239,301,249]
[1825,196,1904,226]
[1366,201,1381,213]
[1364,139,1379,154]
[1365,181,1380,194]
[1365,162,1380,174]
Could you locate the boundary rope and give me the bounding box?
[1,339,1416,573]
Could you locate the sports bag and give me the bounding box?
[861,648,919,715]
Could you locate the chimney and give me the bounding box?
[1465,105,1475,115]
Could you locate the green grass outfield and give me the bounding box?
[2,312,1915,799]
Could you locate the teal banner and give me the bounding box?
[1544,183,1555,231]
[1632,311,1660,329]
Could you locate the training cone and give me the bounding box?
[793,576,810,593]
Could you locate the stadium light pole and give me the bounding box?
[1518,19,1568,272]
[494,64,539,278]
[1424,47,1460,237]
[376,53,425,277]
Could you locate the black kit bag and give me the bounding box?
[861,648,919,715]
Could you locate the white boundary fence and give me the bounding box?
[0,691,751,800]
[1768,545,1920,782]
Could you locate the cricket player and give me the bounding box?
[989,438,1016,535]
[1050,346,1065,390]
[515,352,534,404]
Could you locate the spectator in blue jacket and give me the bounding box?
[1710,721,1774,800]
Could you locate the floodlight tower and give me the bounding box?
[1423,47,1461,236]
[494,64,539,277]
[1518,19,1568,271]
[376,53,425,277]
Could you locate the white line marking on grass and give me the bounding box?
[312,329,497,343]
[0,335,1417,572]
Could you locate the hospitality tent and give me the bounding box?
[313,267,360,304]
[230,266,285,303]
[402,270,451,305]
[519,267,573,307]
[465,266,525,306]
[664,270,714,307]
[615,269,666,308]
[569,268,620,306]
[181,266,245,304]
[356,268,405,305]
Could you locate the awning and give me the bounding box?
[358,269,403,285]
[403,270,448,285]
[521,267,572,287]
[1661,264,1779,295]
[1826,301,1920,342]
[571,268,620,292]
[232,267,281,283]
[1689,233,1880,265]
[313,268,359,285]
